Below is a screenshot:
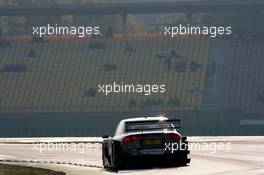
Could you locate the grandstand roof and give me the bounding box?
[0,1,264,16]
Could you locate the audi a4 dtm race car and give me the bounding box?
[102,116,190,170]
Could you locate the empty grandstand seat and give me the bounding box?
[0,34,210,112]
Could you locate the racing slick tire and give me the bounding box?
[102,140,111,169]
[178,151,191,166]
[179,136,191,166]
[111,140,123,170]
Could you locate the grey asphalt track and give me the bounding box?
[0,137,263,175]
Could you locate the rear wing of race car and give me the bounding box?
[125,119,181,133]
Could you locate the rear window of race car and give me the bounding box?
[125,121,174,133]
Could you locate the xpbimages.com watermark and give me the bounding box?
[163,24,232,38]
[32,141,231,154]
[165,141,232,154]
[32,24,101,38]
[98,82,166,96]
[32,142,101,154]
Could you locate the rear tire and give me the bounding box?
[178,136,191,166]
[179,152,190,166]
[102,141,111,169]
[111,141,123,170]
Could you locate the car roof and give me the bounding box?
[121,116,169,123]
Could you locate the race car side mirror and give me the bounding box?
[102,135,109,139]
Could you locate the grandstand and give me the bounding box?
[0,34,210,113]
[0,0,264,136]
[223,40,264,114]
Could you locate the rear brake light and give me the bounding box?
[166,133,181,142]
[122,135,139,144]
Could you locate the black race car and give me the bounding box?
[102,116,190,170]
